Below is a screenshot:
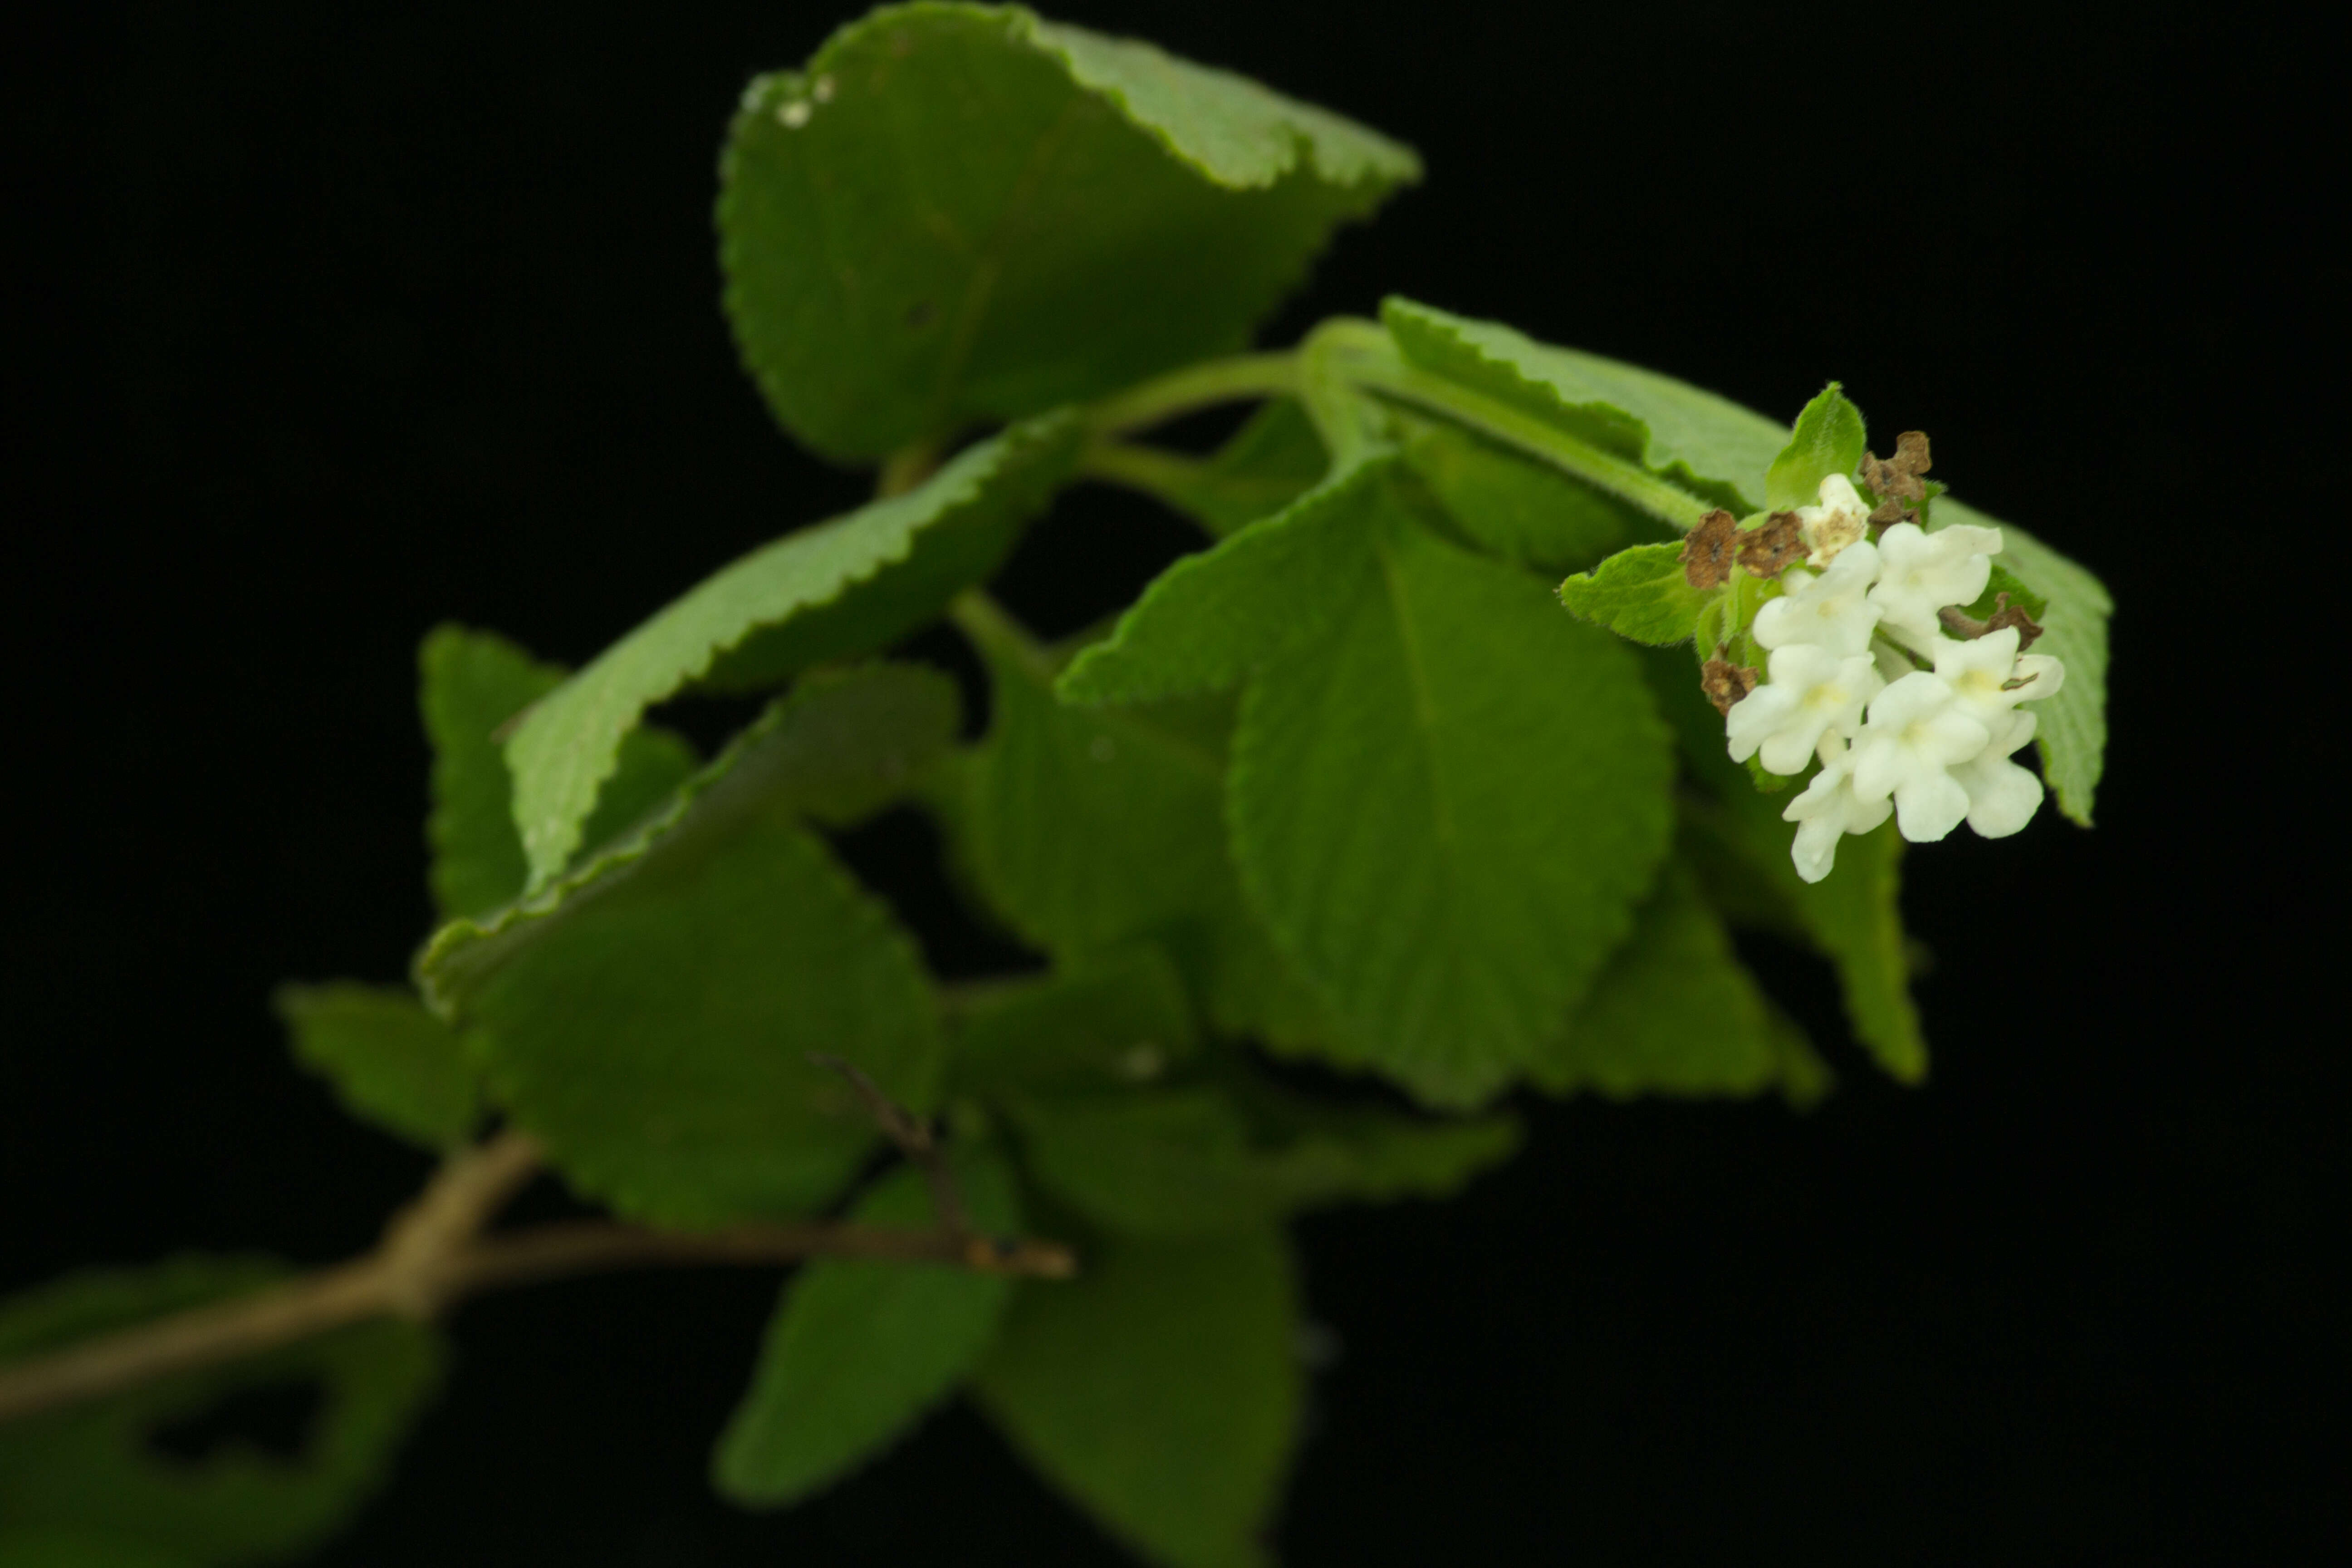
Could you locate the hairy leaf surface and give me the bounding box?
[1534,864,1824,1101]
[505,416,1075,887]
[1230,510,1673,1106]
[961,614,1320,1045]
[271,983,478,1150]
[425,668,956,1226]
[1057,456,1393,707]
[721,4,1417,459]
[713,1154,1020,1508]
[0,1259,441,1566]
[975,1231,1297,1568]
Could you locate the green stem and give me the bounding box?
[947,588,1058,686]
[1085,352,1302,437]
[1339,353,1718,534]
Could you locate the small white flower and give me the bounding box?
[1781,737,1893,884]
[1929,624,2068,726]
[1867,521,2001,646]
[1952,710,2044,838]
[1848,671,1990,843]
[1796,474,1873,566]
[1753,540,1883,656]
[1725,645,1882,775]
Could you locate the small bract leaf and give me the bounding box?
[271,983,478,1150]
[1938,500,2110,825]
[506,414,1076,888]
[975,1231,1298,1568]
[0,1258,441,1567]
[1404,422,1644,573]
[419,625,696,919]
[712,1152,1020,1509]
[1765,383,1869,511]
[720,5,1418,460]
[1558,541,1715,645]
[425,668,957,1226]
[1230,503,1674,1107]
[1056,455,1393,707]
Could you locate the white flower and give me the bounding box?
[1753,540,1883,656]
[1796,474,1873,566]
[1781,737,1893,884]
[1848,671,1990,843]
[1725,646,1882,775]
[1867,522,2001,646]
[1952,710,2044,838]
[1929,625,2067,729]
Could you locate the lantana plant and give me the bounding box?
[0,6,2110,1565]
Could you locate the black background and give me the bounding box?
[10,0,2334,1562]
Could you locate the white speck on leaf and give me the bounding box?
[813,74,836,103]
[778,100,812,129]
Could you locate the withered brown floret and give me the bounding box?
[1681,509,1738,590]
[1936,591,2045,650]
[1738,511,1807,578]
[1859,430,1933,524]
[1700,649,1759,717]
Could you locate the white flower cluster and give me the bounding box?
[1723,477,2065,883]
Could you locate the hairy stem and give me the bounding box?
[0,1116,1073,1426]
[1337,352,1718,533]
[947,587,1058,685]
[1085,351,1301,438]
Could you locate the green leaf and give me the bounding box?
[419,625,697,919]
[1098,398,1331,539]
[1764,383,1869,511]
[720,5,1418,461]
[975,1231,1298,1568]
[1056,456,1393,707]
[950,947,1199,1101]
[1382,298,1790,512]
[959,609,1319,1048]
[1533,863,1809,1099]
[506,415,1078,888]
[1682,794,1926,1084]
[1939,499,2110,825]
[1403,421,1644,573]
[271,983,477,1150]
[0,1258,441,1567]
[1557,541,1714,646]
[712,1152,1020,1509]
[1230,508,1674,1107]
[1012,1078,1518,1236]
[425,669,957,1226]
